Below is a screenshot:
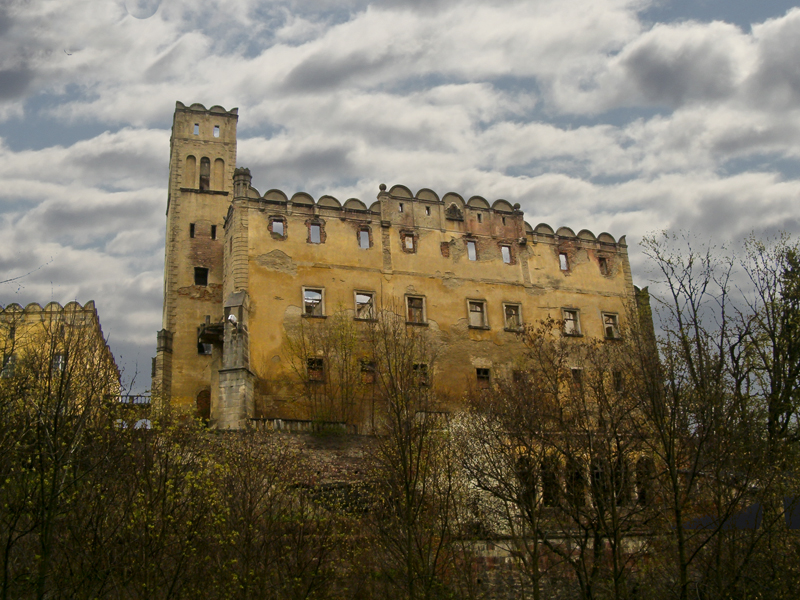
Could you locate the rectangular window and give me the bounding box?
[303,288,324,317]
[504,304,522,330]
[559,252,569,271]
[599,257,609,275]
[189,223,195,238]
[468,300,488,328]
[477,213,483,223]
[603,313,620,339]
[198,342,212,355]
[476,368,491,389]
[271,218,285,237]
[52,353,67,374]
[211,225,217,240]
[501,245,511,264]
[407,296,425,324]
[562,309,580,335]
[571,368,583,396]
[309,224,321,244]
[467,240,477,261]
[404,234,415,252]
[193,123,199,135]
[213,125,220,138]
[425,206,431,216]
[413,363,429,387]
[359,229,370,249]
[194,267,209,286]
[361,360,376,384]
[399,203,404,213]
[307,358,324,382]
[613,370,624,393]
[355,292,375,320]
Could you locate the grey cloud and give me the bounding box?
[620,39,737,107]
[283,50,396,92]
[745,11,800,110]
[0,67,34,100]
[0,8,12,36]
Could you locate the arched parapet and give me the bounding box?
[64,301,82,312]
[317,195,341,209]
[1,303,23,313]
[492,199,514,213]
[597,232,616,245]
[534,223,555,236]
[467,196,490,209]
[577,229,597,242]
[178,101,238,116]
[368,201,381,212]
[263,189,288,203]
[442,192,465,207]
[44,301,63,312]
[344,198,368,211]
[389,184,413,198]
[555,226,576,238]
[290,192,315,206]
[247,186,261,199]
[617,235,627,247]
[416,188,440,202]
[23,303,43,313]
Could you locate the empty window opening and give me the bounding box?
[211,225,217,240]
[193,123,199,135]
[270,218,285,237]
[8,326,14,341]
[194,267,209,286]
[615,461,632,506]
[309,223,321,244]
[636,458,655,505]
[307,358,324,382]
[361,360,376,384]
[567,466,585,507]
[413,363,429,387]
[303,288,324,317]
[501,245,511,264]
[355,292,375,320]
[467,240,477,261]
[1,354,16,378]
[477,213,483,223]
[599,257,609,275]
[559,252,569,271]
[468,300,488,328]
[399,203,404,213]
[199,157,211,190]
[198,342,212,355]
[613,370,624,393]
[213,125,220,138]
[603,313,620,339]
[407,296,425,324]
[502,216,506,226]
[404,234,416,252]
[189,223,195,238]
[52,353,67,374]
[563,309,580,335]
[476,368,491,389]
[571,368,583,396]
[504,304,522,330]
[425,206,431,216]
[359,229,370,249]
[542,457,560,507]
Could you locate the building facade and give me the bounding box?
[154,102,641,430]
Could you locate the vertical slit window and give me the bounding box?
[559,252,569,271]
[211,225,217,240]
[467,240,477,261]
[189,223,195,238]
[309,224,321,244]
[359,229,370,249]
[213,125,220,138]
[193,123,199,135]
[501,245,511,264]
[199,157,210,191]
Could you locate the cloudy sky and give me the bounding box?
[1,0,799,389]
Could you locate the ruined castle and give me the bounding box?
[153,102,639,429]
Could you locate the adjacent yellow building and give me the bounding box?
[153,102,642,430]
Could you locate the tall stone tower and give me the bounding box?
[153,102,238,415]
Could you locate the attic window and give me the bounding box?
[193,123,199,135]
[211,225,217,240]
[213,125,220,138]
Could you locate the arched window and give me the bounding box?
[199,157,210,191]
[213,158,224,190]
[185,155,196,188]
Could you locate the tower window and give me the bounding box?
[399,203,404,213]
[603,313,620,339]
[477,213,483,223]
[504,304,522,331]
[476,368,491,389]
[307,358,324,382]
[406,296,426,324]
[468,300,488,329]
[193,123,199,135]
[562,309,580,335]
[213,125,220,138]
[189,223,195,238]
[599,257,609,275]
[199,157,211,191]
[559,252,569,271]
[194,267,209,286]
[501,245,511,264]
[303,288,325,317]
[359,229,370,249]
[211,225,217,240]
[308,223,322,244]
[425,206,431,216]
[467,240,477,261]
[270,218,285,237]
[355,292,375,320]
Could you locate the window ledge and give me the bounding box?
[504,327,524,333]
[354,318,378,323]
[604,336,622,341]
[468,325,491,330]
[180,188,229,196]
[563,332,583,337]
[302,314,327,319]
[406,321,429,327]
